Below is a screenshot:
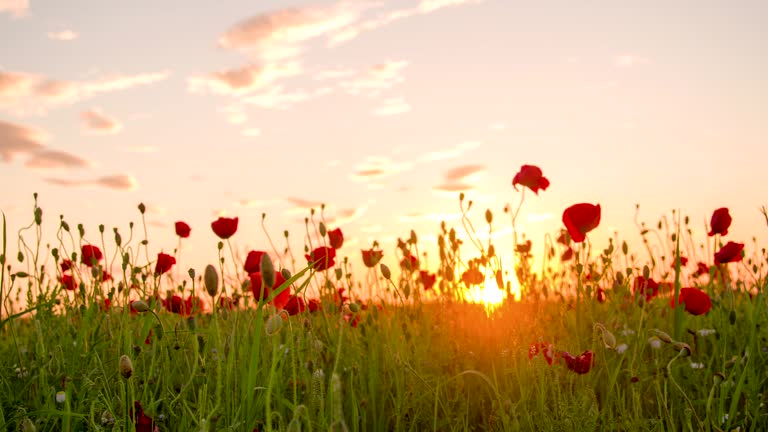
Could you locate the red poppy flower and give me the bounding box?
[671,256,688,268]
[512,165,550,195]
[561,247,574,261]
[556,230,570,245]
[101,271,113,282]
[420,271,436,291]
[211,216,238,239]
[218,296,238,310]
[130,401,158,432]
[694,262,710,277]
[175,221,191,238]
[285,295,306,315]
[516,240,532,254]
[249,271,291,309]
[562,203,601,243]
[81,244,103,267]
[714,241,744,265]
[60,259,74,272]
[708,208,732,237]
[60,274,76,291]
[335,287,350,306]
[670,287,712,316]
[345,313,361,327]
[155,252,176,275]
[163,294,203,316]
[596,287,606,303]
[361,249,383,268]
[244,250,267,274]
[633,276,660,302]
[528,342,556,365]
[461,268,484,286]
[400,254,419,271]
[328,228,344,250]
[101,298,112,312]
[308,298,321,312]
[560,350,594,374]
[305,246,336,271]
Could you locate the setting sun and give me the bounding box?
[461,272,514,313]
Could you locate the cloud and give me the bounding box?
[373,96,411,116]
[241,85,326,110]
[0,69,170,115]
[218,104,248,124]
[188,62,301,97]
[338,60,408,97]
[613,54,650,68]
[80,109,123,134]
[242,127,261,137]
[0,119,48,162]
[286,197,324,210]
[45,174,138,191]
[329,0,481,46]
[219,2,371,59]
[47,30,78,41]
[25,150,92,169]
[324,205,367,226]
[350,156,413,182]
[433,164,485,192]
[236,198,279,209]
[399,211,461,223]
[422,140,481,161]
[0,0,28,17]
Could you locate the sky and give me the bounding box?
[1,0,767,295]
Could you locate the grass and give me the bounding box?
[0,192,766,431]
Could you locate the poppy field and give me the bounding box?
[0,165,767,432]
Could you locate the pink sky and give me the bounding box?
[2,0,767,297]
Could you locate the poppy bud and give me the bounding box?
[594,323,617,350]
[204,265,219,297]
[673,341,692,357]
[651,329,674,344]
[713,372,725,386]
[265,313,284,336]
[131,300,150,313]
[281,268,292,280]
[410,229,418,244]
[319,222,327,237]
[349,302,362,313]
[485,209,493,224]
[380,264,391,280]
[260,254,275,289]
[642,265,650,280]
[34,207,42,226]
[20,418,36,432]
[138,203,146,214]
[119,354,133,379]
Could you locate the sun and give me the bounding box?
[462,271,518,314]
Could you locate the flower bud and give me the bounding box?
[119,354,133,379]
[20,418,36,432]
[260,253,275,289]
[594,323,617,350]
[319,222,327,237]
[651,329,674,344]
[380,264,391,280]
[130,300,150,313]
[204,265,219,297]
[265,313,284,336]
[713,372,725,386]
[138,203,146,214]
[673,341,692,357]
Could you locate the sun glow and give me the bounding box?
[462,271,519,314]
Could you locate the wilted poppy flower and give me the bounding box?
[670,287,712,316]
[211,216,238,239]
[694,262,710,277]
[561,247,574,261]
[305,246,336,271]
[175,221,191,238]
[130,401,158,432]
[361,249,383,268]
[528,341,556,365]
[420,271,436,291]
[560,350,594,374]
[243,250,267,274]
[285,295,306,315]
[60,259,74,272]
[562,203,601,243]
[249,271,291,309]
[708,208,732,237]
[461,268,484,286]
[81,244,103,267]
[60,274,76,291]
[328,228,344,249]
[714,241,744,265]
[512,165,550,195]
[516,240,532,254]
[155,252,176,275]
[633,276,660,302]
[308,298,321,312]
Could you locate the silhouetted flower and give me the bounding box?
[328,228,344,249]
[155,252,176,275]
[562,203,601,243]
[243,250,267,274]
[420,271,436,290]
[512,164,550,194]
[714,241,744,265]
[211,216,238,239]
[361,249,384,268]
[708,208,732,237]
[462,268,484,286]
[175,221,191,238]
[305,246,336,271]
[81,244,103,267]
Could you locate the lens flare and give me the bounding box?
[462,271,517,314]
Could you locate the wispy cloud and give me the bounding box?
[218,104,248,125]
[188,62,302,97]
[45,174,138,191]
[0,69,170,115]
[325,205,367,226]
[241,127,261,137]
[433,164,485,192]
[373,96,411,116]
[25,150,92,170]
[0,0,28,17]
[338,60,408,97]
[0,119,48,162]
[350,156,413,182]
[80,109,123,134]
[286,197,324,210]
[613,54,650,68]
[47,30,78,41]
[422,140,481,161]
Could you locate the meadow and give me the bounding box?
[0,165,766,432]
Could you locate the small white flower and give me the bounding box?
[648,337,662,349]
[621,328,635,336]
[55,391,66,403]
[689,361,704,369]
[616,343,628,354]
[697,329,716,336]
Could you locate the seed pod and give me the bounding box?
[204,265,219,297]
[485,209,493,224]
[138,203,146,214]
[380,264,391,280]
[119,354,133,379]
[260,253,275,289]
